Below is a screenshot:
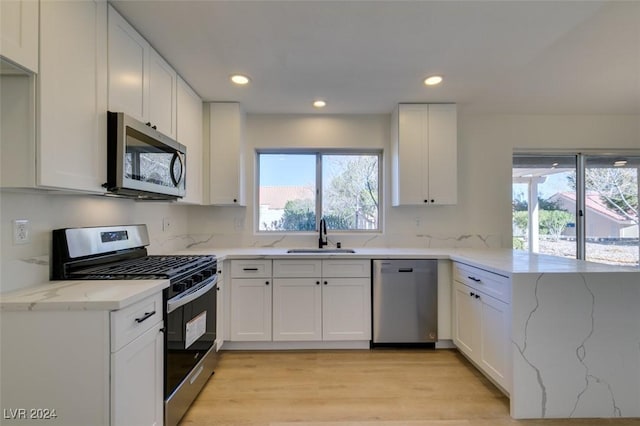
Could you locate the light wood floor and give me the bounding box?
[180,349,640,426]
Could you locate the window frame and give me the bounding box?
[255,149,383,234]
[513,149,640,268]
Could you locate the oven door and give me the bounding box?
[165,276,217,405]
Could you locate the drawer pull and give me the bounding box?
[243,268,259,271]
[134,311,156,324]
[468,276,481,282]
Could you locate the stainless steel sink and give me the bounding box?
[287,248,356,254]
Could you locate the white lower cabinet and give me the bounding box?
[452,262,511,393]
[229,260,273,341]
[230,277,273,341]
[322,277,371,340]
[273,277,322,341]
[0,292,164,426]
[111,321,164,426]
[229,258,371,343]
[271,259,371,342]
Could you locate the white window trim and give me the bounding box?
[255,149,383,234]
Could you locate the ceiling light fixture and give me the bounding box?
[313,100,327,108]
[230,74,250,85]
[424,75,443,86]
[613,160,627,167]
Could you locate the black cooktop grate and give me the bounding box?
[73,255,214,278]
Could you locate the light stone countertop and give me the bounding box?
[2,249,636,311]
[0,279,169,311]
[178,247,640,277]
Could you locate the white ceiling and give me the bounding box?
[110,0,640,115]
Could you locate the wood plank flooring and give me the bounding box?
[179,349,640,426]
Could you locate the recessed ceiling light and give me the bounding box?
[424,75,443,86]
[313,100,327,108]
[230,74,250,85]
[614,160,627,167]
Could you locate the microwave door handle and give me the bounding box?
[167,276,217,314]
[170,152,184,187]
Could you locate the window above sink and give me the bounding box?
[257,151,381,234]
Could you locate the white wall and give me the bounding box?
[185,111,640,250]
[0,191,189,292]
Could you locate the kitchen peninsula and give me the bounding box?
[182,247,640,420]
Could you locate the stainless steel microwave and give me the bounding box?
[106,111,186,200]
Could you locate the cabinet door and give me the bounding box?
[273,278,322,341]
[453,281,479,358]
[177,77,203,204]
[392,103,457,206]
[395,104,427,204]
[111,321,163,426]
[322,278,371,341]
[207,102,245,205]
[427,104,457,205]
[230,278,272,341]
[108,4,148,122]
[0,0,38,73]
[148,49,177,139]
[38,0,107,193]
[478,292,511,392]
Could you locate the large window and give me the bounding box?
[258,151,380,232]
[513,153,639,268]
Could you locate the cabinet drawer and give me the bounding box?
[111,292,163,352]
[453,262,510,303]
[231,260,272,278]
[273,259,322,278]
[322,259,371,278]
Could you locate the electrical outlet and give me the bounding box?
[162,217,172,232]
[13,219,30,245]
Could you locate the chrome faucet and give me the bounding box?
[318,218,328,249]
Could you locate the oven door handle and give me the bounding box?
[167,275,218,314]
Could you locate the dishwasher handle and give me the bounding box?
[398,268,414,273]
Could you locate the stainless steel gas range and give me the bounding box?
[52,224,218,426]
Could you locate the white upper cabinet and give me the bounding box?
[148,48,177,139]
[37,0,107,193]
[108,5,177,138]
[391,103,457,206]
[108,4,148,122]
[0,0,39,73]
[176,77,203,205]
[206,102,246,206]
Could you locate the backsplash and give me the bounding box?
[0,191,189,293]
[171,230,503,251]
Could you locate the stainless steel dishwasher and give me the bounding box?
[372,259,438,345]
